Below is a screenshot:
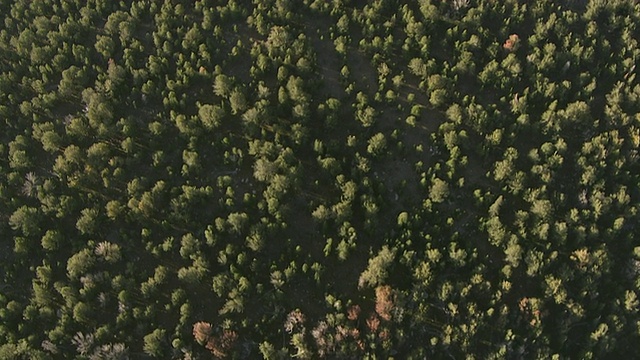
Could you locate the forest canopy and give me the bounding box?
[1,0,639,358]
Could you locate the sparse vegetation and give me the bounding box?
[1,0,639,358]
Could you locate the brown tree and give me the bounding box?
[503,34,520,52]
[192,322,213,345]
[375,285,395,321]
[194,322,238,358]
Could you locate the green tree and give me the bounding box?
[227,212,249,234]
[367,132,387,156]
[59,66,86,98]
[198,104,225,130]
[214,74,233,98]
[408,58,427,77]
[266,26,290,57]
[67,249,95,280]
[358,246,396,288]
[40,130,62,153]
[41,230,61,251]
[229,89,248,114]
[76,208,99,235]
[143,329,166,357]
[104,11,130,36]
[180,233,199,259]
[83,89,114,134]
[9,135,33,169]
[397,212,410,226]
[182,25,202,50]
[501,53,522,76]
[9,206,41,237]
[253,158,278,182]
[73,302,93,325]
[94,35,115,59]
[356,106,376,127]
[504,236,523,268]
[429,178,449,203]
[531,198,553,221]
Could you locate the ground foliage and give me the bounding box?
[1,0,640,358]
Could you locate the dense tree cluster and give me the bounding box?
[1,0,639,358]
